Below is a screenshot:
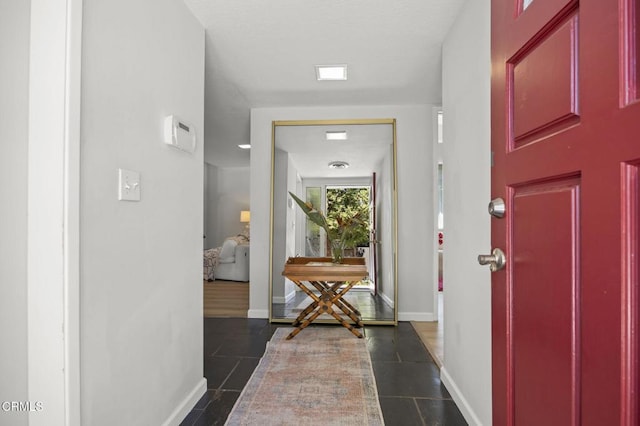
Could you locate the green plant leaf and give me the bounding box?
[289,192,335,241]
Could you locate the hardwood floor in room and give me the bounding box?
[411,292,444,368]
[203,280,249,318]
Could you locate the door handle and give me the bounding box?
[477,248,506,272]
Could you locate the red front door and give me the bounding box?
[491,0,640,425]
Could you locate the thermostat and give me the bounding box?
[164,115,196,153]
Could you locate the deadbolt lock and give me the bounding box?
[488,198,506,218]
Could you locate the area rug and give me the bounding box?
[225,327,385,425]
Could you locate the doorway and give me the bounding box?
[303,184,375,291]
[414,108,445,366]
[414,109,446,366]
[432,109,445,364]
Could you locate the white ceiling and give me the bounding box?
[275,123,393,178]
[183,0,467,167]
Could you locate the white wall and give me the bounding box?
[204,163,218,249]
[440,0,492,424]
[0,1,30,425]
[272,148,289,300]
[213,167,250,246]
[80,0,206,424]
[250,105,434,320]
[285,157,297,259]
[283,155,298,299]
[204,165,250,248]
[376,146,395,306]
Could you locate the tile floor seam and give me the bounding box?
[381,395,450,399]
[188,409,204,426]
[210,345,222,357]
[217,360,241,390]
[210,354,261,360]
[413,396,454,401]
[412,397,428,426]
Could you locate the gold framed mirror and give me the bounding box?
[268,119,398,325]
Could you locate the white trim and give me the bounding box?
[161,378,207,426]
[248,309,269,319]
[398,312,436,322]
[272,289,296,304]
[64,0,83,424]
[28,0,82,424]
[432,106,443,320]
[440,367,483,426]
[379,291,395,310]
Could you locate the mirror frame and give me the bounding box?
[268,118,398,325]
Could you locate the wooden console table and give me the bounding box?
[282,257,368,339]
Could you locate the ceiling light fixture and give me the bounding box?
[326,131,348,140]
[238,144,251,149]
[315,65,347,81]
[328,161,350,169]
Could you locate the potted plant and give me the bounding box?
[289,192,366,263]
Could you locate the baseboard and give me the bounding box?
[247,309,268,318]
[161,377,207,426]
[398,312,436,321]
[379,291,395,309]
[440,367,483,426]
[272,289,296,304]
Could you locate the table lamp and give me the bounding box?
[240,210,250,232]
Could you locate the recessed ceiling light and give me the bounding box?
[326,131,347,140]
[328,161,350,169]
[316,65,347,81]
[238,144,251,149]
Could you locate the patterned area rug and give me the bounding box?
[225,327,385,425]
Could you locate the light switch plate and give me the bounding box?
[118,169,141,201]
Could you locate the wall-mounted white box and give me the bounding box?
[164,115,196,153]
[118,169,140,201]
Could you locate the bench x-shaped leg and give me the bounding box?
[291,280,321,327]
[287,280,363,339]
[308,281,363,328]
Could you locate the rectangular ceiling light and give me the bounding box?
[315,65,347,81]
[238,144,251,149]
[326,131,348,140]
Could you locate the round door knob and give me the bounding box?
[477,248,506,272]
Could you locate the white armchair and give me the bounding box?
[214,243,250,282]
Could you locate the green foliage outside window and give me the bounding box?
[326,187,370,248]
[289,186,371,252]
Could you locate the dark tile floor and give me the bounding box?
[180,318,467,426]
[272,288,395,321]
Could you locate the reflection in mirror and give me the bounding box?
[269,120,397,324]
